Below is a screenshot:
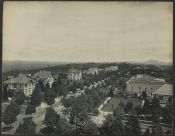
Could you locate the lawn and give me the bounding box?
[101,97,142,112]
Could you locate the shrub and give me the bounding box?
[26,104,36,115]
[124,102,133,114]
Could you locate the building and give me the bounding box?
[84,67,98,75]
[105,65,118,71]
[3,75,36,96]
[33,70,54,88]
[67,69,82,80]
[126,75,165,96]
[152,84,173,104]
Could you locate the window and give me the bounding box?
[159,96,163,100]
[139,87,141,90]
[131,87,133,90]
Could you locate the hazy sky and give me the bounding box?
[3,2,173,63]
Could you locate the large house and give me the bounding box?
[126,75,165,96]
[67,69,82,80]
[152,84,173,104]
[3,74,36,96]
[33,70,54,88]
[84,67,98,75]
[105,65,118,72]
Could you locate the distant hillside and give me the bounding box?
[2,60,68,73]
[143,60,172,66]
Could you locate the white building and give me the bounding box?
[67,69,82,80]
[33,70,54,88]
[105,65,118,71]
[3,75,36,96]
[126,74,165,96]
[152,84,173,104]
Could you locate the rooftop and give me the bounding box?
[153,84,173,96]
[33,70,51,79]
[127,75,165,85]
[69,69,81,73]
[3,75,36,84]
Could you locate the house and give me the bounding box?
[33,70,54,88]
[67,69,82,80]
[126,75,165,96]
[84,67,98,75]
[152,84,173,104]
[3,75,36,96]
[105,65,118,71]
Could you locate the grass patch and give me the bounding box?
[101,97,141,112]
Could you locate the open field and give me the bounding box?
[101,97,142,112]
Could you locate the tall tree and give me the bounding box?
[127,115,142,136]
[26,104,36,115]
[151,96,162,122]
[43,107,60,128]
[2,85,8,101]
[100,115,126,136]
[31,84,43,107]
[16,117,36,134]
[15,91,25,105]
[150,123,163,136]
[2,102,20,127]
[54,118,75,135]
[44,87,56,105]
[124,101,133,114]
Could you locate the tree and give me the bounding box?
[144,127,151,136]
[150,123,163,136]
[16,117,36,134]
[38,79,45,92]
[162,106,172,124]
[76,120,98,135]
[151,96,162,122]
[113,105,125,120]
[109,88,114,97]
[142,91,147,100]
[2,85,8,101]
[54,118,75,135]
[134,105,143,115]
[100,115,126,136]
[125,123,133,136]
[142,98,151,114]
[26,104,36,115]
[44,87,56,105]
[5,102,20,116]
[43,107,60,128]
[2,102,20,127]
[124,102,133,114]
[2,112,17,127]
[31,84,43,107]
[127,115,141,136]
[15,91,25,105]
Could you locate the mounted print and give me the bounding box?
[1,1,173,136]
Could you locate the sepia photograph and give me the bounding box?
[1,1,173,136]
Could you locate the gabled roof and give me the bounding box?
[153,84,173,96]
[3,75,36,84]
[33,70,51,79]
[127,75,165,85]
[69,69,81,73]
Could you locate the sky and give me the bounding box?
[3,2,173,63]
